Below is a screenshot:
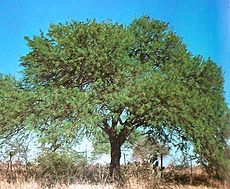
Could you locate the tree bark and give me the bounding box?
[109,137,122,180]
[102,118,139,181]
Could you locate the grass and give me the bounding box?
[0,181,115,189]
[0,163,229,189]
[0,180,226,189]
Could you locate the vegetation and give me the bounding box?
[0,16,229,186]
[36,151,87,187]
[0,162,229,189]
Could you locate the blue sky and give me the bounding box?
[0,0,229,105]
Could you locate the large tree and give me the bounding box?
[19,17,229,178]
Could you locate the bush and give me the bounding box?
[36,151,80,187]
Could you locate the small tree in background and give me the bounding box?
[0,75,32,162]
[132,133,169,165]
[0,75,30,140]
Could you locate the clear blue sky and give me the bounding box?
[0,0,229,105]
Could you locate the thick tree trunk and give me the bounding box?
[102,119,135,181]
[109,137,122,180]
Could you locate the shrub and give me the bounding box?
[36,151,79,187]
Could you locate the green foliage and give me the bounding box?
[36,151,86,187]
[0,75,24,137]
[1,16,226,177]
[90,128,111,160]
[21,20,133,89]
[132,134,169,163]
[0,74,33,147]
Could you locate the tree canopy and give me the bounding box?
[1,16,229,178]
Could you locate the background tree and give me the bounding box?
[132,132,169,164]
[19,17,229,179]
[0,75,26,139]
[0,75,32,160]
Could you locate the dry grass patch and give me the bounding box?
[0,180,227,189]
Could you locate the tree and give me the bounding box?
[19,17,229,179]
[0,75,23,137]
[0,74,35,177]
[0,75,32,142]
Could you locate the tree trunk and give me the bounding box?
[109,137,122,180]
[102,119,133,181]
